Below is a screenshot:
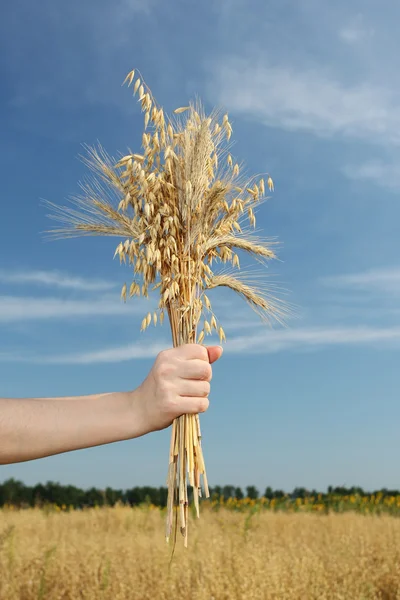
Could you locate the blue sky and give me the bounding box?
[1,0,400,493]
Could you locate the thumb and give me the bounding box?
[206,345,224,364]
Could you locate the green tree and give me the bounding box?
[234,487,244,500]
[222,485,235,500]
[264,486,273,499]
[246,486,259,500]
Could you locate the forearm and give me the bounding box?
[0,390,142,465]
[0,345,221,466]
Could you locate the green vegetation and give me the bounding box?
[2,479,400,516]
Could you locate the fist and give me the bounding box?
[134,344,223,436]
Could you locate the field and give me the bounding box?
[2,497,400,600]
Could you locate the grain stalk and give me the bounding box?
[45,69,288,546]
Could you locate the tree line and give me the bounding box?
[0,479,398,509]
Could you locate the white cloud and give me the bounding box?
[209,58,400,144]
[339,14,374,44]
[0,270,115,291]
[226,325,400,354]
[342,160,400,190]
[38,340,168,364]
[321,266,400,294]
[0,284,267,327]
[0,295,148,323]
[339,25,374,43]
[4,325,400,363]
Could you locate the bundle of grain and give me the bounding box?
[46,69,287,546]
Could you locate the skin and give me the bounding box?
[0,344,223,465]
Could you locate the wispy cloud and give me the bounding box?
[0,270,115,292]
[0,282,264,326]
[4,325,400,363]
[227,325,400,354]
[342,160,400,190]
[209,58,400,145]
[339,25,374,44]
[35,340,167,364]
[0,295,148,323]
[339,15,374,44]
[321,267,400,294]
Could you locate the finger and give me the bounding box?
[178,380,210,398]
[175,344,209,361]
[177,396,210,415]
[179,359,212,381]
[206,346,223,364]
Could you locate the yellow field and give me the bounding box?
[1,505,400,599]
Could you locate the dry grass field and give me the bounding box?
[1,504,400,600]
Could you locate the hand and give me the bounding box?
[132,344,223,436]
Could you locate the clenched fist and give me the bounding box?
[132,344,223,436]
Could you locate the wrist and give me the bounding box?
[120,386,149,439]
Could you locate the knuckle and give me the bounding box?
[198,397,209,413]
[200,381,210,397]
[154,363,167,379]
[196,345,209,361]
[165,393,178,412]
[156,349,170,362]
[158,389,178,415]
[154,359,175,380]
[179,344,193,358]
[202,363,212,381]
[158,379,173,395]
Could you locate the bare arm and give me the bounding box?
[0,344,222,465]
[0,391,138,464]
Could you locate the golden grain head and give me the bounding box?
[122,69,135,87]
[174,106,190,114]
